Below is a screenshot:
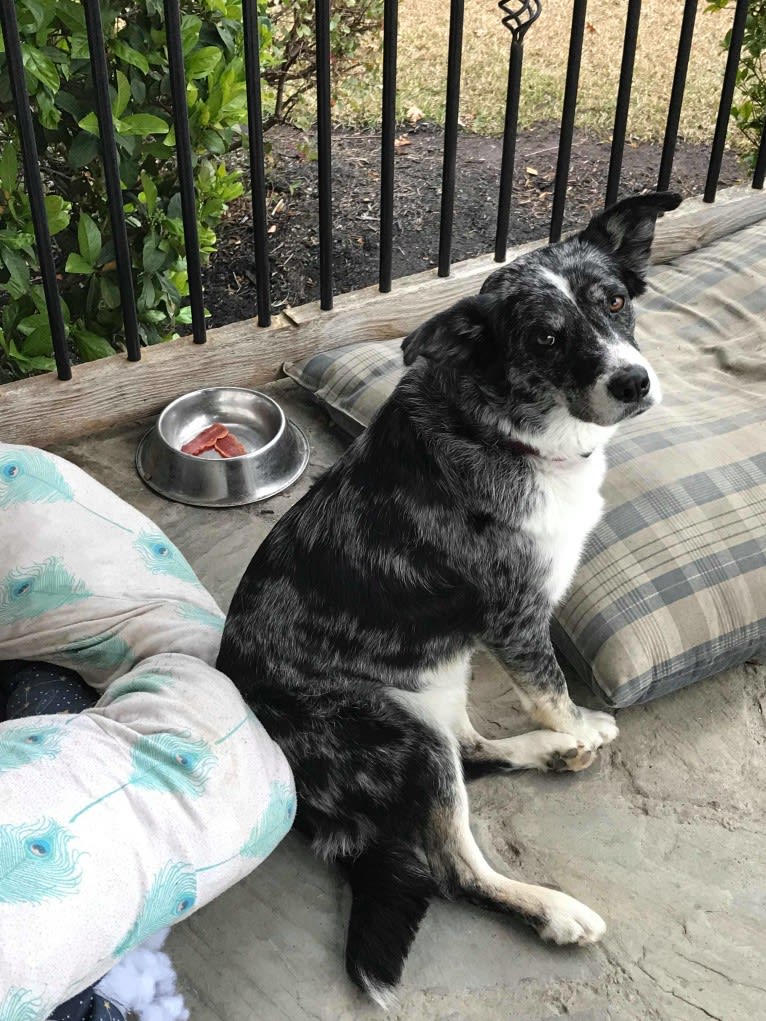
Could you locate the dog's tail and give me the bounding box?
[344,839,437,1008]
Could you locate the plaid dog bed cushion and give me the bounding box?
[283,218,766,707]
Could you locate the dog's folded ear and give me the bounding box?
[578,191,682,297]
[401,294,496,369]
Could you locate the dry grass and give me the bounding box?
[329,0,739,145]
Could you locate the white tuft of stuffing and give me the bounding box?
[96,928,189,1021]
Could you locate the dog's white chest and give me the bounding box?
[524,451,606,606]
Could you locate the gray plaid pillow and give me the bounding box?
[284,340,405,436]
[284,220,766,707]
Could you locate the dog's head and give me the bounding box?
[402,192,681,453]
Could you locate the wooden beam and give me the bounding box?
[2,188,765,449]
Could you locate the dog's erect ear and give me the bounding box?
[578,191,682,297]
[401,294,496,369]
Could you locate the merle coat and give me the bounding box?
[218,191,681,1003]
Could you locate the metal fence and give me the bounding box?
[1,0,765,383]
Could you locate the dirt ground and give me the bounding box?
[201,121,745,327]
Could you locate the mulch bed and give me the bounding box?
[201,121,745,327]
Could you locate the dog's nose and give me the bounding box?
[607,366,651,404]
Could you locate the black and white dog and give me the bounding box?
[218,191,681,1004]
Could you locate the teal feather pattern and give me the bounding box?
[103,672,170,703]
[70,731,216,822]
[0,449,73,506]
[0,819,82,903]
[0,557,91,626]
[176,602,225,631]
[196,775,296,873]
[0,987,43,1021]
[214,708,256,746]
[0,448,131,532]
[0,724,63,775]
[59,632,133,673]
[134,532,199,585]
[196,780,295,875]
[127,732,216,795]
[239,781,296,861]
[114,861,197,957]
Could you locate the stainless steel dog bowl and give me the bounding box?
[136,387,309,507]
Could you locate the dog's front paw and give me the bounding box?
[500,730,598,773]
[567,706,619,752]
[537,891,606,946]
[544,739,595,773]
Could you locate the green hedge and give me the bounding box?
[0,0,253,376]
[707,0,766,167]
[0,0,384,379]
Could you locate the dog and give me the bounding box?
[217,191,682,1005]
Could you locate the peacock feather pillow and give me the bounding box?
[0,442,296,1016]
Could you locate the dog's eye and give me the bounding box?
[538,333,556,347]
[608,294,625,314]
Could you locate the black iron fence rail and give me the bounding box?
[163,0,207,345]
[0,0,764,382]
[605,0,642,208]
[705,0,751,202]
[0,0,72,379]
[549,0,587,245]
[658,0,699,194]
[438,0,465,277]
[243,0,271,328]
[315,0,334,311]
[81,0,142,363]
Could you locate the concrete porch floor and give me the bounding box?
[54,379,766,1021]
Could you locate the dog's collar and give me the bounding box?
[504,438,593,463]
